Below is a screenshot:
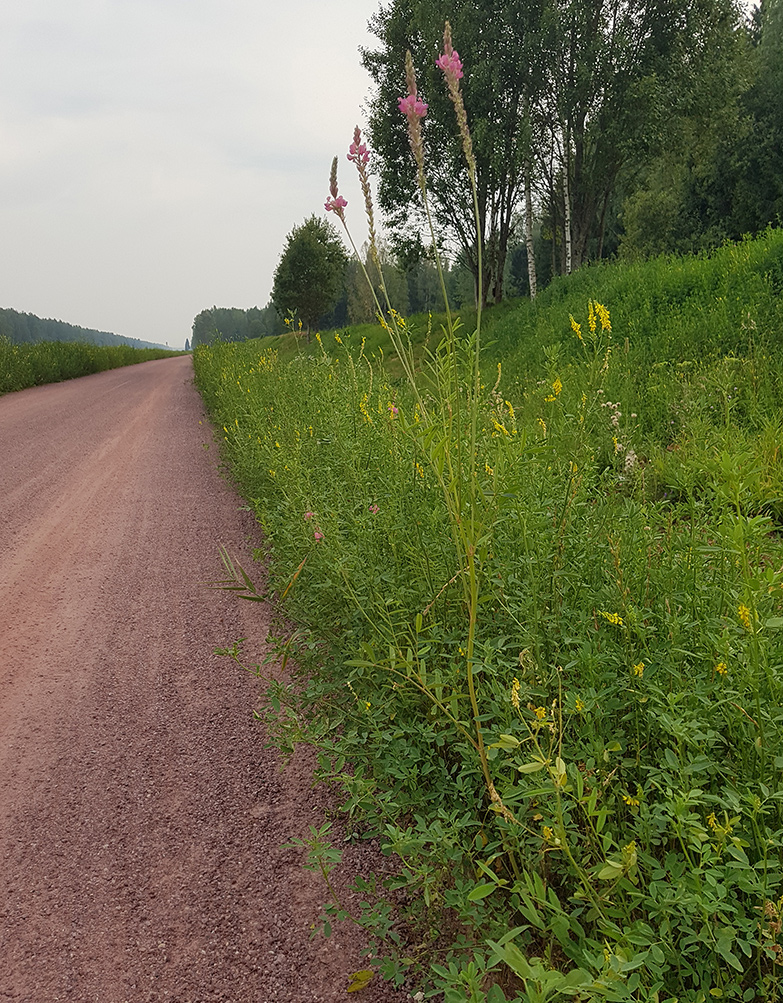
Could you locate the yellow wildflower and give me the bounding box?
[621,792,640,807]
[598,610,625,627]
[715,661,728,676]
[594,302,611,332]
[632,661,644,678]
[569,315,583,342]
[538,417,547,436]
[738,604,753,631]
[542,825,554,842]
[575,696,585,713]
[511,678,520,710]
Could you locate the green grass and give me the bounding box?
[0,338,184,396]
[195,229,783,1003]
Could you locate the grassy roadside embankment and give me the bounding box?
[195,228,783,1002]
[0,339,184,396]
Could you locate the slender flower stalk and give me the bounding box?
[326,136,424,409]
[398,51,428,180]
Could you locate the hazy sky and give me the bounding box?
[0,0,381,348]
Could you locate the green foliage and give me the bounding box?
[0,338,182,396]
[620,1,783,258]
[195,229,783,1001]
[271,215,348,334]
[191,303,283,348]
[0,306,166,349]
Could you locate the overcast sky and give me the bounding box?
[0,0,382,348]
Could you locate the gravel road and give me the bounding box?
[0,356,406,1003]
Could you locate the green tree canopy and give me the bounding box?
[271,216,348,334]
[362,0,742,294]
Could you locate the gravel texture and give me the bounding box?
[0,357,407,1003]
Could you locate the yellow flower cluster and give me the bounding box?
[631,661,644,678]
[738,603,753,631]
[598,610,624,627]
[511,677,521,710]
[544,377,562,403]
[593,301,611,332]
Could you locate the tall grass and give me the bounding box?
[0,338,183,396]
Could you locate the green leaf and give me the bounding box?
[347,969,375,993]
[517,760,547,774]
[597,860,624,880]
[468,882,497,902]
[491,734,521,750]
[765,617,783,629]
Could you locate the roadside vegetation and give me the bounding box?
[194,6,783,1000]
[196,227,783,1001]
[0,339,183,396]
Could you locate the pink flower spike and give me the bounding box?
[369,504,379,515]
[313,530,324,542]
[324,194,347,218]
[398,94,428,118]
[436,50,463,80]
[304,511,315,520]
[347,138,369,165]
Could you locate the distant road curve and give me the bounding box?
[0,356,402,1002]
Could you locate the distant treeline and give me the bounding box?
[0,307,166,350]
[190,304,284,348]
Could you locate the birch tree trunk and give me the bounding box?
[524,167,537,299]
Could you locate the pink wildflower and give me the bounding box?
[397,94,428,119]
[324,195,347,217]
[369,504,379,514]
[314,530,324,542]
[325,156,347,221]
[304,511,315,520]
[436,50,463,81]
[347,136,369,165]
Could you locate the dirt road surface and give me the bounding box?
[0,357,406,1003]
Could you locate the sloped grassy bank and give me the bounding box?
[195,231,783,1003]
[0,338,183,395]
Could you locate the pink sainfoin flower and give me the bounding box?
[435,49,463,82]
[304,511,315,520]
[313,530,324,542]
[437,22,475,176]
[369,504,379,515]
[346,126,378,255]
[324,156,347,221]
[347,134,369,165]
[324,194,347,215]
[399,51,426,173]
[397,94,428,118]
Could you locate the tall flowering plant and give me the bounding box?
[325,23,510,823]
